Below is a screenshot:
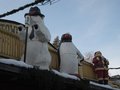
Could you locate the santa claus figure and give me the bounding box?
[59,33,84,76]
[92,51,109,84]
[18,6,51,70]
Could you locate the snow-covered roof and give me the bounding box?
[90,81,120,90]
[0,58,33,68]
[52,69,80,80]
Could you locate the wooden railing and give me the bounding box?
[79,61,97,80]
[0,19,24,59]
[0,30,24,59]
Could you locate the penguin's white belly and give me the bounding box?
[60,54,78,74]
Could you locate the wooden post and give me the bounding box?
[24,15,31,62]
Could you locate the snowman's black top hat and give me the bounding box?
[25,6,45,17]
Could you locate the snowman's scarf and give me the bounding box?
[28,16,51,42]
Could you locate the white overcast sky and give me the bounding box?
[0,0,120,76]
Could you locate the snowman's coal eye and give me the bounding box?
[33,24,38,30]
[18,26,23,31]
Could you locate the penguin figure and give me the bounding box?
[18,7,51,70]
[59,33,84,75]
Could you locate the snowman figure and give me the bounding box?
[18,6,51,70]
[59,33,84,75]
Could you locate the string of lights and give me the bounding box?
[109,67,120,70]
[0,0,60,18]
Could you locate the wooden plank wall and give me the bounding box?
[48,44,59,70]
[0,30,24,59]
[79,61,97,80]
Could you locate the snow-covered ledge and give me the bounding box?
[90,81,120,90]
[52,69,80,80]
[0,59,33,68]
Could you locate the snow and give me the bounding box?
[90,81,120,90]
[52,69,80,80]
[0,58,33,68]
